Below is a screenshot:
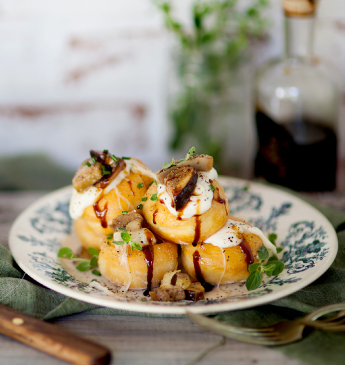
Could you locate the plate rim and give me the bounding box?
[9,178,338,315]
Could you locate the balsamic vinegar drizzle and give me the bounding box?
[93,202,108,228]
[192,216,201,247]
[143,245,154,297]
[193,250,214,292]
[153,209,159,225]
[239,239,254,269]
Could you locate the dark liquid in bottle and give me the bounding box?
[255,110,337,191]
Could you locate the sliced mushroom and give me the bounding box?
[184,282,205,301]
[157,154,213,184]
[149,287,186,302]
[160,270,192,290]
[72,159,103,192]
[110,212,144,232]
[94,156,126,189]
[164,166,198,211]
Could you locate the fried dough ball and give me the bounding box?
[98,240,178,290]
[181,232,263,284]
[73,159,154,251]
[142,180,229,244]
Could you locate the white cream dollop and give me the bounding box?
[157,167,218,219]
[204,218,277,253]
[69,158,156,220]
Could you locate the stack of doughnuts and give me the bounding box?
[69,149,276,297]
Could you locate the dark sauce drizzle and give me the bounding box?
[193,250,214,292]
[170,273,178,286]
[192,216,201,247]
[239,239,254,270]
[153,209,159,225]
[127,180,134,195]
[143,245,154,296]
[93,202,108,228]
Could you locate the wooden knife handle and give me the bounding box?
[0,304,111,365]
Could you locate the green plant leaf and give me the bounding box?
[121,232,131,242]
[131,242,143,251]
[113,241,125,246]
[92,270,102,277]
[246,271,263,291]
[88,247,99,257]
[151,193,158,201]
[267,254,278,263]
[90,256,98,267]
[57,247,75,259]
[263,263,276,272]
[76,261,91,272]
[257,246,269,261]
[248,262,261,272]
[272,261,284,275]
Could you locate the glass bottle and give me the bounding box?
[254,0,339,191]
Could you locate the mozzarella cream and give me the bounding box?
[69,159,156,220]
[157,167,218,219]
[204,218,277,253]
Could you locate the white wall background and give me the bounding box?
[0,0,344,176]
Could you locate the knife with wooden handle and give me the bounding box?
[0,304,111,365]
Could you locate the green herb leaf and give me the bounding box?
[92,270,102,276]
[137,183,144,189]
[101,165,111,175]
[246,271,263,291]
[248,262,261,272]
[117,227,127,232]
[154,179,158,185]
[122,156,131,160]
[131,242,143,251]
[242,185,249,191]
[121,232,131,243]
[91,157,97,164]
[103,149,109,154]
[137,204,143,210]
[210,183,215,191]
[113,241,125,245]
[263,263,276,272]
[57,247,75,259]
[107,234,113,240]
[149,180,154,187]
[185,146,196,160]
[272,261,284,275]
[88,247,99,257]
[268,233,278,246]
[90,256,99,267]
[267,254,278,263]
[257,246,269,261]
[111,155,119,163]
[122,211,128,215]
[107,241,110,245]
[76,261,91,272]
[83,161,91,167]
[142,197,148,201]
[162,158,175,169]
[150,193,158,201]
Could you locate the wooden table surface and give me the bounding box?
[3,190,344,365]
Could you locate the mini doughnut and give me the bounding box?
[98,239,178,290]
[142,180,229,245]
[181,232,263,284]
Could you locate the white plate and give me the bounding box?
[9,177,338,315]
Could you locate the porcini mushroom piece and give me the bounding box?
[184,282,205,301]
[110,212,144,232]
[72,160,103,192]
[164,166,198,211]
[149,287,186,302]
[160,270,192,290]
[157,154,213,184]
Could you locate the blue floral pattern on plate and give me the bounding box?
[9,179,338,315]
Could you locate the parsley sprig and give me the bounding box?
[112,228,142,253]
[162,146,196,169]
[268,233,283,253]
[245,245,284,291]
[57,247,101,276]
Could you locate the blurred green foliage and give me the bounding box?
[156,0,270,173]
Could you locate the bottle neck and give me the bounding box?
[284,16,315,59]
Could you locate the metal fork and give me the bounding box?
[187,303,345,346]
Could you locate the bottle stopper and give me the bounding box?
[283,0,317,17]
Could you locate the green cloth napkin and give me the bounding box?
[1,199,345,365]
